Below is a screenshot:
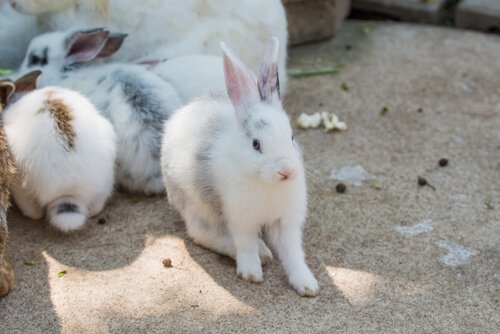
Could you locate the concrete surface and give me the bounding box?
[1,20,500,333]
[456,0,500,31]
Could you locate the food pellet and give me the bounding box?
[336,183,346,193]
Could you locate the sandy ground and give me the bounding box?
[1,21,499,333]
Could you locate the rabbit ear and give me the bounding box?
[0,80,15,107]
[258,37,281,106]
[64,28,110,64]
[97,32,128,58]
[14,70,42,93]
[221,42,260,122]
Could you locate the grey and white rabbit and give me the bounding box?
[0,70,117,232]
[18,28,183,195]
[161,38,318,296]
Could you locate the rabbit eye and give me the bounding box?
[28,52,47,67]
[252,139,261,152]
[29,55,40,66]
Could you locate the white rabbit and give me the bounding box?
[0,1,40,69]
[10,0,288,91]
[0,70,117,232]
[19,28,183,195]
[0,101,16,297]
[147,55,226,104]
[161,38,318,296]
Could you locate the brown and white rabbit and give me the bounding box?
[0,71,117,232]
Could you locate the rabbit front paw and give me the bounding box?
[236,259,263,283]
[0,259,14,297]
[258,239,273,265]
[289,268,319,297]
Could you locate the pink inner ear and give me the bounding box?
[97,32,128,58]
[222,42,259,115]
[66,30,109,63]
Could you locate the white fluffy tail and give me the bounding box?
[47,197,88,232]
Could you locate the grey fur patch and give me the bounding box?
[194,117,229,216]
[258,63,280,102]
[112,69,171,166]
[96,76,106,85]
[57,202,80,214]
[242,114,269,137]
[0,211,7,255]
[254,119,268,130]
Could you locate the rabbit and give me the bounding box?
[0,101,16,297]
[143,55,226,105]
[0,0,40,69]
[18,28,183,195]
[10,0,288,91]
[0,70,117,232]
[161,38,318,297]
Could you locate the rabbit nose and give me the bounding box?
[278,167,293,181]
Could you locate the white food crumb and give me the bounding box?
[321,111,347,132]
[296,112,347,132]
[297,112,322,129]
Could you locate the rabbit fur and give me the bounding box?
[1,71,117,232]
[0,102,15,297]
[19,29,183,195]
[161,38,318,297]
[10,0,288,91]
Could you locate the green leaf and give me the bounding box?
[484,197,493,210]
[288,66,341,78]
[58,270,67,278]
[24,260,36,266]
[0,68,15,76]
[341,82,349,91]
[380,106,389,116]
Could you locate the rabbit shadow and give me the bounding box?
[0,190,181,332]
[1,207,61,333]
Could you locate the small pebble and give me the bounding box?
[162,258,172,268]
[417,176,427,186]
[418,176,435,190]
[97,218,106,225]
[336,183,346,193]
[417,108,423,113]
[439,158,448,167]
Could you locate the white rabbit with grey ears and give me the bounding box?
[161,38,318,296]
[19,28,183,195]
[0,70,117,232]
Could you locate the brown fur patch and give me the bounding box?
[0,258,14,297]
[38,93,76,150]
[0,105,15,296]
[0,106,15,213]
